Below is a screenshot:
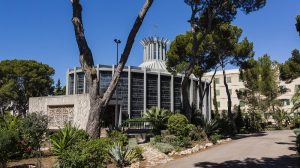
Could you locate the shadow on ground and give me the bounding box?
[194,155,300,168]
[232,132,267,140]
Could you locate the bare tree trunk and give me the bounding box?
[71,0,153,138]
[199,68,218,111]
[222,66,237,134]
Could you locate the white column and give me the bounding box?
[148,43,151,60]
[189,79,193,105]
[143,69,147,116]
[128,66,131,119]
[202,81,207,119]
[208,83,212,120]
[156,42,159,60]
[171,75,174,112]
[160,42,163,61]
[162,44,166,60]
[158,72,161,109]
[83,74,86,94]
[150,43,153,60]
[66,69,69,95]
[143,46,146,62]
[147,44,150,61]
[73,67,77,94]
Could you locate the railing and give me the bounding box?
[122,118,153,134]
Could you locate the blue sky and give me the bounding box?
[0,1,299,85]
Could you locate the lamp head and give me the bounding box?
[114,39,121,44]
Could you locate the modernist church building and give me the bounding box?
[29,37,211,129]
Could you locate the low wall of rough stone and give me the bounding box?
[29,94,90,130]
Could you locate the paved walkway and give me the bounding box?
[158,130,299,168]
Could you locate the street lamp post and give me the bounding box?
[114,39,121,127]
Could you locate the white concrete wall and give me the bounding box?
[29,94,90,130]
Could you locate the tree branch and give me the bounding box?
[101,0,154,107]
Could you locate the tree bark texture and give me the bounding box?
[71,0,153,138]
[199,68,218,112]
[222,66,238,134]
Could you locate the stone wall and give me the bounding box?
[29,94,90,130]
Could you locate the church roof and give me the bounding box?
[139,60,167,71]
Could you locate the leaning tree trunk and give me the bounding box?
[222,66,237,134]
[71,0,154,138]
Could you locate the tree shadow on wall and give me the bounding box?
[194,155,300,168]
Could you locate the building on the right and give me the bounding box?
[203,69,300,113]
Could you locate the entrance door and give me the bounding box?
[101,105,115,128]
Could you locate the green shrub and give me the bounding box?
[19,113,48,153]
[0,129,19,167]
[154,143,174,154]
[0,112,49,160]
[209,133,222,144]
[131,146,143,160]
[108,130,128,145]
[57,138,111,168]
[184,124,203,141]
[144,107,171,135]
[293,116,300,128]
[167,113,188,136]
[162,135,177,144]
[50,123,89,155]
[109,143,142,168]
[153,135,162,143]
[161,135,192,148]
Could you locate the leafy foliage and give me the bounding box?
[292,87,300,112]
[209,133,222,144]
[296,15,300,36]
[280,49,300,83]
[0,60,54,116]
[0,129,19,167]
[53,79,66,96]
[244,112,264,132]
[154,143,175,154]
[144,107,171,134]
[272,108,289,128]
[0,112,48,163]
[107,130,128,146]
[19,113,48,152]
[167,113,189,136]
[239,55,281,117]
[292,115,300,128]
[57,138,111,168]
[169,0,265,121]
[294,129,300,153]
[235,105,244,133]
[50,123,89,155]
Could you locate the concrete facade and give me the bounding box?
[29,94,90,130]
[29,36,212,130]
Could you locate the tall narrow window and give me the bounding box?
[215,78,220,84]
[227,77,232,83]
